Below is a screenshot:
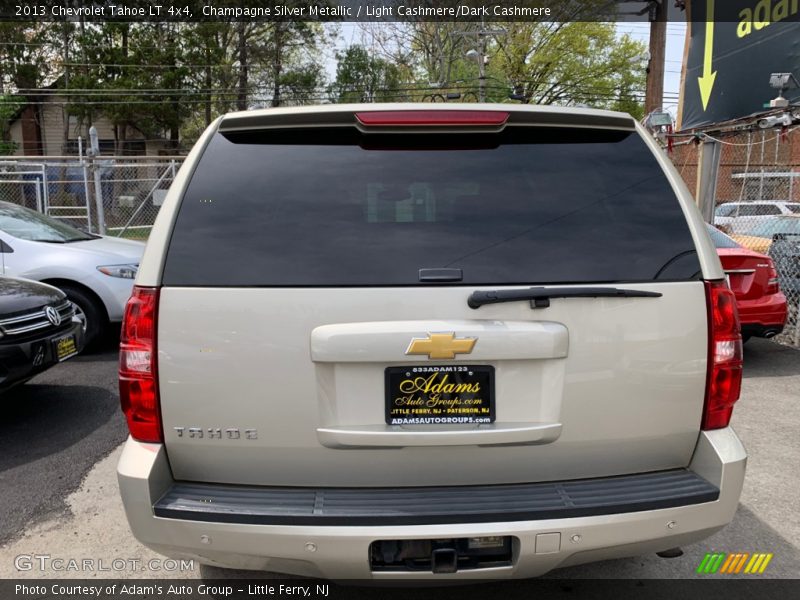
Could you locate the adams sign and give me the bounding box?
[680,0,800,129]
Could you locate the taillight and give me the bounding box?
[119,286,162,442]
[765,259,780,294]
[355,110,509,127]
[703,280,743,430]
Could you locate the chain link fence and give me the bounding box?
[0,157,183,239]
[0,161,48,213]
[672,126,800,347]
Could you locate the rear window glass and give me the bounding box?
[163,126,701,286]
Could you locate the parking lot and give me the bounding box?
[0,337,798,581]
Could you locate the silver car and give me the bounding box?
[117,104,746,579]
[0,201,144,345]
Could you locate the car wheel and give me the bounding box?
[59,285,105,348]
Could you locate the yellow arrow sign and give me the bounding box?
[698,0,716,110]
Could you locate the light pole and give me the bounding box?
[464,49,487,102]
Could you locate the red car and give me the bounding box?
[708,225,788,340]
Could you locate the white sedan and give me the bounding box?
[0,200,144,346]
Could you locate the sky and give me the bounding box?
[618,21,687,116]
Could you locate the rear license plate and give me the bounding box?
[385,365,495,425]
[53,334,79,362]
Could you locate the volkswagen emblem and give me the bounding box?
[45,306,62,326]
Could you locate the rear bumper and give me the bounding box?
[117,428,746,579]
[741,323,785,339]
[737,292,788,336]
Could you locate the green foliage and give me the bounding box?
[0,95,23,120]
[63,23,193,150]
[260,21,330,107]
[368,20,646,111]
[2,17,650,151]
[329,45,404,103]
[490,22,648,115]
[51,20,327,151]
[278,64,326,106]
[0,95,23,155]
[0,22,54,90]
[0,142,18,155]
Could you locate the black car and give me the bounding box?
[0,277,84,393]
[769,233,800,297]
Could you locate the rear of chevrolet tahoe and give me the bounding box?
[117,105,746,580]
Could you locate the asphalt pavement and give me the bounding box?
[0,337,798,581]
[0,332,125,546]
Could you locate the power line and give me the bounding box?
[13,77,668,96]
[14,93,674,107]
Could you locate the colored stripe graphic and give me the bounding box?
[719,552,737,573]
[745,554,761,573]
[734,553,749,573]
[745,553,774,574]
[698,552,773,574]
[720,553,736,573]
[758,553,773,573]
[711,552,726,573]
[697,552,727,573]
[696,553,714,573]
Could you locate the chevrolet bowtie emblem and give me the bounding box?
[406,332,477,360]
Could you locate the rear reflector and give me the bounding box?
[356,110,509,127]
[766,259,780,295]
[703,280,743,430]
[119,286,162,443]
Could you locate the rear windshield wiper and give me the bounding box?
[467,286,663,309]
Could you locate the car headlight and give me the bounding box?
[97,264,139,279]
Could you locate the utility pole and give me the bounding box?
[645,0,667,115]
[78,8,91,141]
[89,126,106,235]
[478,25,487,103]
[454,20,506,103]
[62,23,70,154]
[237,22,248,110]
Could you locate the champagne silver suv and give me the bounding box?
[117,104,746,579]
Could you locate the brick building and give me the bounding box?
[670,112,800,206]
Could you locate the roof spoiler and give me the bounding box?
[218,106,635,133]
